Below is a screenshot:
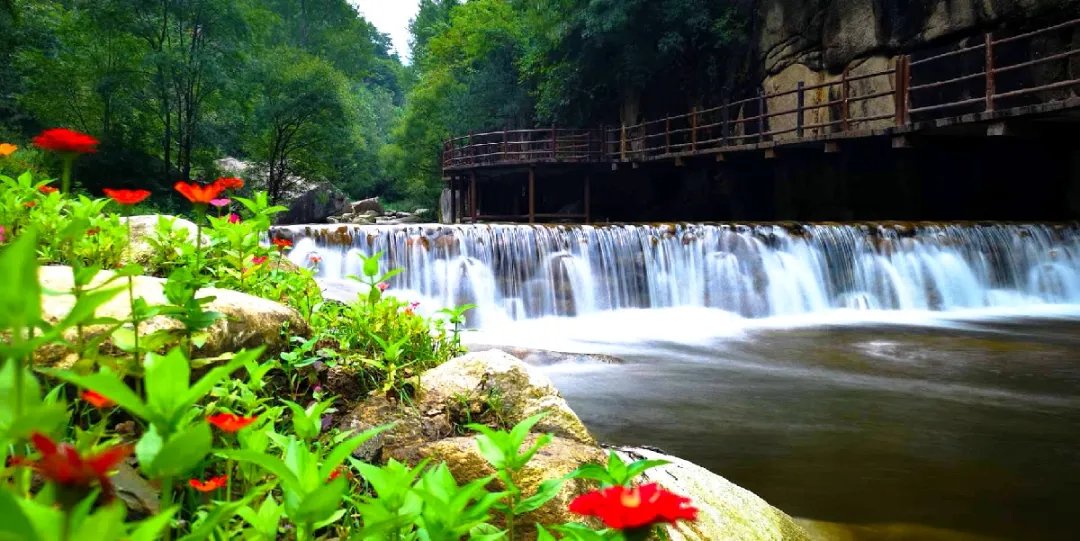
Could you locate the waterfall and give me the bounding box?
[277,223,1080,327]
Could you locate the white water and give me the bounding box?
[277,223,1080,334]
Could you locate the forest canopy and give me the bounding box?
[0,0,745,209]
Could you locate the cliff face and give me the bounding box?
[754,0,1080,76]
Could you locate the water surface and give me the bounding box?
[478,310,1080,540]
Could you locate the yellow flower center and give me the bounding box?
[620,488,642,508]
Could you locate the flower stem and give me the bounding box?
[125,210,140,378]
[60,155,74,194]
[160,476,175,541]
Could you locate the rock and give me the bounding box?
[351,197,385,215]
[122,215,206,268]
[37,266,310,368]
[277,183,350,225]
[338,349,596,466]
[113,463,159,519]
[614,447,812,541]
[417,350,595,445]
[420,435,605,536]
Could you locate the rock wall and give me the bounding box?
[755,0,1080,75]
[741,0,1080,140]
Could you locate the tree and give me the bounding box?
[246,49,353,203]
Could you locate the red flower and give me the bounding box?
[174,181,226,205]
[228,213,241,224]
[12,432,132,502]
[271,237,293,252]
[206,413,258,433]
[189,475,228,492]
[252,255,268,265]
[82,390,115,408]
[309,254,322,265]
[215,177,244,190]
[32,128,99,154]
[24,201,36,208]
[39,185,58,194]
[568,483,698,530]
[103,188,151,206]
[377,282,389,292]
[327,467,352,482]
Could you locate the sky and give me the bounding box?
[350,0,421,63]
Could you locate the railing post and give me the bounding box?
[691,106,698,151]
[665,117,671,155]
[841,67,850,132]
[796,81,805,138]
[551,125,558,161]
[502,128,508,161]
[757,90,766,142]
[585,129,593,161]
[620,123,627,162]
[985,32,996,112]
[721,100,730,145]
[894,55,911,125]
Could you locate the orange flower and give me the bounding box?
[39,185,58,194]
[271,237,293,252]
[206,413,257,433]
[33,128,99,154]
[568,483,698,530]
[174,181,226,205]
[103,188,151,205]
[215,177,244,190]
[81,390,115,408]
[328,467,352,482]
[189,475,228,492]
[0,143,17,157]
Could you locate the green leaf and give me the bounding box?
[294,480,347,524]
[514,478,565,515]
[0,230,41,332]
[70,502,126,540]
[128,507,179,541]
[318,424,393,481]
[179,486,268,541]
[362,253,380,278]
[567,463,616,486]
[217,449,303,494]
[535,525,557,541]
[138,422,211,478]
[43,369,150,422]
[0,490,39,541]
[144,348,191,427]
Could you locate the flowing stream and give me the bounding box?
[277,222,1080,540]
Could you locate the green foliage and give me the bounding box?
[0,0,403,201]
[570,452,670,488]
[0,184,688,540]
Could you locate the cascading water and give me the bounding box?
[276,223,1080,327]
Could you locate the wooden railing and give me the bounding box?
[442,128,606,169]
[443,16,1080,170]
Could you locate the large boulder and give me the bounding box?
[339,350,595,464]
[37,266,309,368]
[277,183,350,225]
[417,350,596,445]
[614,447,812,541]
[350,197,385,215]
[122,215,205,268]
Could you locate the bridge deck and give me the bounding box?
[442,17,1080,223]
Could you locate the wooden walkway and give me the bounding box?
[442,17,1080,223]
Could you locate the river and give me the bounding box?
[278,222,1080,540]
